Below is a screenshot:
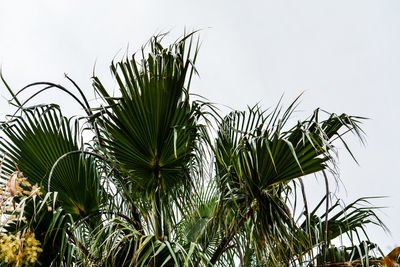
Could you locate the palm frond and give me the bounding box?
[0,105,102,218]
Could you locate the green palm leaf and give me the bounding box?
[0,105,101,218]
[211,102,366,264]
[93,35,200,195]
[92,34,203,240]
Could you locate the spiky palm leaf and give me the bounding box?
[210,102,366,264]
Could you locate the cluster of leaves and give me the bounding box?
[0,33,398,266]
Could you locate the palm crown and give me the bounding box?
[0,33,394,266]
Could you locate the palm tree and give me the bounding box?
[0,33,394,266]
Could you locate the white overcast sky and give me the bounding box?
[1,0,399,252]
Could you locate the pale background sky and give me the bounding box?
[1,0,399,253]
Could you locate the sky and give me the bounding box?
[0,0,399,253]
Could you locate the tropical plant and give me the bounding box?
[0,33,396,266]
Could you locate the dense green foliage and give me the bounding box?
[0,33,395,266]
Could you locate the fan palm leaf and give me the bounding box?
[92,34,203,240]
[93,35,200,193]
[0,105,102,218]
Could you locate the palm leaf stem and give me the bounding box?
[64,74,104,146]
[153,185,163,240]
[9,80,103,147]
[299,177,315,265]
[0,71,21,106]
[10,82,89,117]
[323,170,330,266]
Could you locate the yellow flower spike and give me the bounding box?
[0,230,42,266]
